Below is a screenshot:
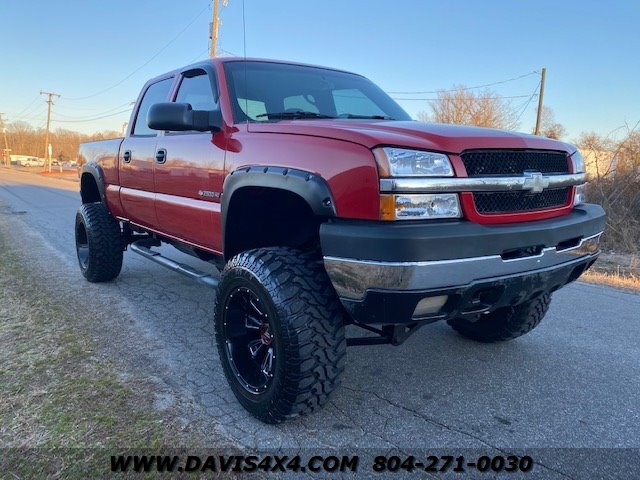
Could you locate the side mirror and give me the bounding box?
[147,102,222,132]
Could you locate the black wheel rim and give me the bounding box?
[222,286,276,394]
[76,222,89,269]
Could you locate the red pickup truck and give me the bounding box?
[76,58,605,423]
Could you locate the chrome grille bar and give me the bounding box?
[380,173,586,193]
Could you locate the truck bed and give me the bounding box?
[78,137,123,171]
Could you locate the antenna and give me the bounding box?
[243,0,248,127]
[242,0,247,59]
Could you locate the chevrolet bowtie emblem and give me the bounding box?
[522,172,550,193]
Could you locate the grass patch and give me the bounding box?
[0,229,169,478]
[580,253,640,292]
[581,270,640,292]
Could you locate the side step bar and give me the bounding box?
[130,240,219,288]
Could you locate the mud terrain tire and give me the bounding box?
[75,203,123,282]
[214,247,346,423]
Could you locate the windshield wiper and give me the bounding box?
[340,114,395,120]
[256,111,336,120]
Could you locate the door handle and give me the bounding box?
[122,150,131,163]
[155,149,167,164]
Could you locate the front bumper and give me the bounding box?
[320,204,605,325]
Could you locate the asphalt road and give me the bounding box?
[1,167,638,478]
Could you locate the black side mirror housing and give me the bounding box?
[147,102,222,132]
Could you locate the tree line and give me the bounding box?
[3,120,120,162]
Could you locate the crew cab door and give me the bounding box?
[153,67,225,252]
[119,77,173,229]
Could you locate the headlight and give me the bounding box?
[374,147,454,177]
[380,193,461,220]
[574,184,587,206]
[571,150,586,205]
[570,150,585,173]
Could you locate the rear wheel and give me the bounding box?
[214,247,346,423]
[447,294,551,342]
[75,202,123,282]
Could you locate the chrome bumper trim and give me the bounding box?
[379,173,586,193]
[323,233,601,300]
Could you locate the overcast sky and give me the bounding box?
[2,0,638,141]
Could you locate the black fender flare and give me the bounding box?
[221,166,337,254]
[79,163,107,205]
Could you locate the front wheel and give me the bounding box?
[214,247,346,423]
[447,294,551,342]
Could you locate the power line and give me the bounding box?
[63,5,208,101]
[388,71,539,95]
[217,47,239,57]
[20,105,48,122]
[52,109,132,123]
[186,47,210,65]
[11,95,42,119]
[54,99,135,112]
[53,101,135,120]
[514,81,541,125]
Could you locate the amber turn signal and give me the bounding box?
[379,194,396,220]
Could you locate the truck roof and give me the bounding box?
[147,57,362,84]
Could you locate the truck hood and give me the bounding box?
[249,120,575,154]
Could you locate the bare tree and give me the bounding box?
[535,106,566,140]
[417,86,518,130]
[416,111,430,123]
[617,131,640,172]
[6,121,41,157]
[578,129,640,253]
[577,131,616,179]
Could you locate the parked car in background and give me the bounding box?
[19,157,45,167]
[10,155,42,167]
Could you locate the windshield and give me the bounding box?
[223,61,411,123]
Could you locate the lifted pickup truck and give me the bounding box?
[76,58,605,423]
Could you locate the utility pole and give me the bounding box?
[40,90,60,170]
[210,0,220,58]
[534,67,546,135]
[121,121,128,137]
[0,113,10,166]
[209,0,229,58]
